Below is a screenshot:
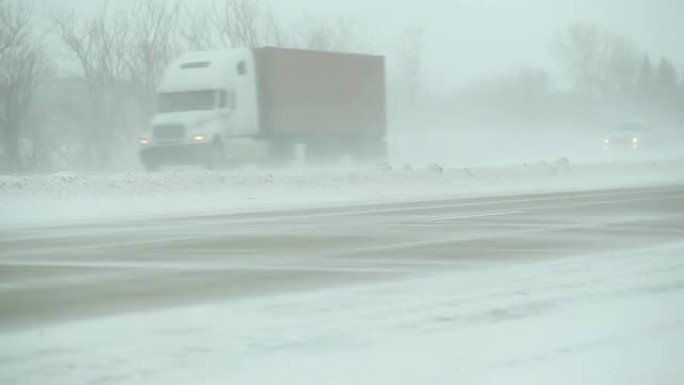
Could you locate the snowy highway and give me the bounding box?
[1,182,684,384]
[2,0,684,381]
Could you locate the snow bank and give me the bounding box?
[1,158,682,226]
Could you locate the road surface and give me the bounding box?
[1,183,683,331]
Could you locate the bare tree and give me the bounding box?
[0,0,29,58]
[182,4,219,50]
[0,0,48,173]
[552,22,641,96]
[603,34,640,93]
[183,1,374,53]
[262,10,290,47]
[653,57,678,95]
[52,2,131,169]
[552,22,608,95]
[216,0,261,47]
[292,16,375,53]
[184,0,379,52]
[123,0,183,123]
[637,55,655,93]
[184,0,279,49]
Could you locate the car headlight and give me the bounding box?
[139,138,151,145]
[632,137,639,144]
[193,134,206,142]
[604,139,610,144]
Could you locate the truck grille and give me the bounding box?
[153,125,185,142]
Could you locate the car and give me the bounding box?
[603,120,652,151]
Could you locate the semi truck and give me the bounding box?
[139,47,387,171]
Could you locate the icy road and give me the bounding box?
[1,183,684,384]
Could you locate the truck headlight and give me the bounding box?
[632,137,639,144]
[604,139,610,144]
[193,134,206,142]
[139,138,151,145]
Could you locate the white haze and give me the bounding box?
[2,1,684,384]
[40,0,684,87]
[26,0,683,173]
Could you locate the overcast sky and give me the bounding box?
[40,0,684,88]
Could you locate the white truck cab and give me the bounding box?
[139,49,266,170]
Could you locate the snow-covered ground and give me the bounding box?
[2,241,683,385]
[2,157,684,384]
[1,158,682,227]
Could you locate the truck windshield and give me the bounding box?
[158,91,216,113]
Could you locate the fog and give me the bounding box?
[3,2,684,384]
[0,0,681,173]
[266,0,684,87]
[41,0,684,86]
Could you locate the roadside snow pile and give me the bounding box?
[1,158,682,225]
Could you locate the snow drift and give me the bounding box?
[1,158,682,226]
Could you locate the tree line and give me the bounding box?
[399,21,683,137]
[1,0,682,173]
[551,22,682,126]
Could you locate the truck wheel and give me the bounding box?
[353,138,387,165]
[305,144,325,165]
[204,141,225,170]
[305,141,340,166]
[144,161,160,172]
[141,151,161,172]
[266,140,295,168]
